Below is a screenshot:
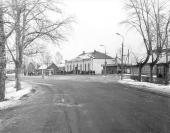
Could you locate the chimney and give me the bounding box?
[83,51,85,54]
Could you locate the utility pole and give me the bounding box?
[116,33,124,80]
[104,47,106,75]
[115,54,118,73]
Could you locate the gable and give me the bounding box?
[47,63,58,70]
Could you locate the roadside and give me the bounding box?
[10,74,170,97]
[118,78,170,96]
[0,81,35,110]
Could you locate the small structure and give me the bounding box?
[37,65,47,75]
[46,63,59,75]
[156,54,170,79]
[57,63,65,74]
[101,64,119,74]
[131,63,157,76]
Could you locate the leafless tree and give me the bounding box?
[123,0,170,82]
[0,1,15,101]
[54,51,63,65]
[148,0,170,82]
[41,52,52,67]
[4,0,73,90]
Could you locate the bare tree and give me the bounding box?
[0,1,15,101]
[54,51,63,65]
[0,5,6,101]
[165,29,170,84]
[42,52,52,67]
[5,0,73,90]
[148,0,170,82]
[123,0,170,81]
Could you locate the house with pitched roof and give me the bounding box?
[65,50,114,74]
[46,63,59,75]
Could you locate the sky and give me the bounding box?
[49,0,145,62]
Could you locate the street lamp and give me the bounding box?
[100,44,107,75]
[116,33,124,80]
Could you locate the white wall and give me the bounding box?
[65,58,114,74]
[65,59,92,72]
[93,59,114,74]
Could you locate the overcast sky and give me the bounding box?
[51,0,144,62]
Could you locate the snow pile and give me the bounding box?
[119,79,170,95]
[0,82,32,110]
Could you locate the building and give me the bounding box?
[26,63,36,76]
[37,65,47,75]
[156,52,170,79]
[65,50,114,74]
[46,63,59,75]
[57,63,65,74]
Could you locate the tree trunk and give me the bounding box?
[15,61,21,90]
[165,63,169,85]
[150,65,153,83]
[15,5,22,91]
[0,7,6,101]
[138,65,142,81]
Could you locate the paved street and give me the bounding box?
[1,75,170,133]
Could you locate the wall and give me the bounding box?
[93,59,114,74]
[65,59,92,72]
[65,58,114,74]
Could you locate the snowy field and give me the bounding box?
[0,82,33,110]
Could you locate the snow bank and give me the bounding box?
[0,82,32,110]
[119,79,170,95]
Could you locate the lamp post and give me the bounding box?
[100,45,107,75]
[116,33,124,80]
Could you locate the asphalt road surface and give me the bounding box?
[1,76,170,133]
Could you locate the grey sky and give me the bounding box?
[50,0,144,62]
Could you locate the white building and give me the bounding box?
[65,50,114,74]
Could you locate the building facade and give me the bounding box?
[65,50,114,74]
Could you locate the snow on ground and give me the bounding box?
[0,82,32,110]
[119,78,170,95]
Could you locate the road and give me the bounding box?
[1,75,170,133]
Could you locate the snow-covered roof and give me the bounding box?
[38,64,47,69]
[67,50,113,62]
[57,63,65,67]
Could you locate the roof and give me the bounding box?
[57,63,65,67]
[91,50,113,59]
[47,63,58,70]
[38,65,47,69]
[67,50,113,62]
